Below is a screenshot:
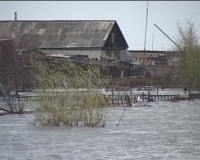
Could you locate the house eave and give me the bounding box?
[39,47,103,50]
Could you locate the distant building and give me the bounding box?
[129,50,180,79]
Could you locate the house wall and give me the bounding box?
[40,49,128,62]
[101,50,126,62]
[40,49,102,60]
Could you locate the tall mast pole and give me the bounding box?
[143,1,149,63]
[144,1,149,51]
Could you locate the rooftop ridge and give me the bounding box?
[0,20,116,22]
[0,20,128,49]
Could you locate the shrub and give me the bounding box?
[30,60,111,127]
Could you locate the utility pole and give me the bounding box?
[15,12,18,36]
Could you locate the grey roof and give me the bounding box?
[0,20,120,49]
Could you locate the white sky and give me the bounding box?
[0,1,200,51]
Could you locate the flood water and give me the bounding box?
[1,99,200,159]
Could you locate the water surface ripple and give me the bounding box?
[1,100,200,160]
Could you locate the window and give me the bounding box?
[115,51,120,60]
[111,33,115,43]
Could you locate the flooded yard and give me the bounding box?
[1,99,200,160]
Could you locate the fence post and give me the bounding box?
[148,89,150,102]
[142,92,145,101]
[157,85,158,95]
[126,94,132,107]
[189,88,191,100]
[0,83,14,113]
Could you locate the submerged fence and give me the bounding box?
[0,85,198,113]
[0,93,182,113]
[104,94,180,106]
[1,94,181,102]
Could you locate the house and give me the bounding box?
[0,20,132,77]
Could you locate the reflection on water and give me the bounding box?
[0,100,200,160]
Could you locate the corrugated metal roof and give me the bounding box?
[0,20,117,49]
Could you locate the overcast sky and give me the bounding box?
[1,1,200,51]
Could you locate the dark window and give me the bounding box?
[115,51,120,60]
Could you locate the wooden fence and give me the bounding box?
[0,93,184,112]
[104,94,180,106]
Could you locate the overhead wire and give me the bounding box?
[133,14,146,49]
[152,24,155,51]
